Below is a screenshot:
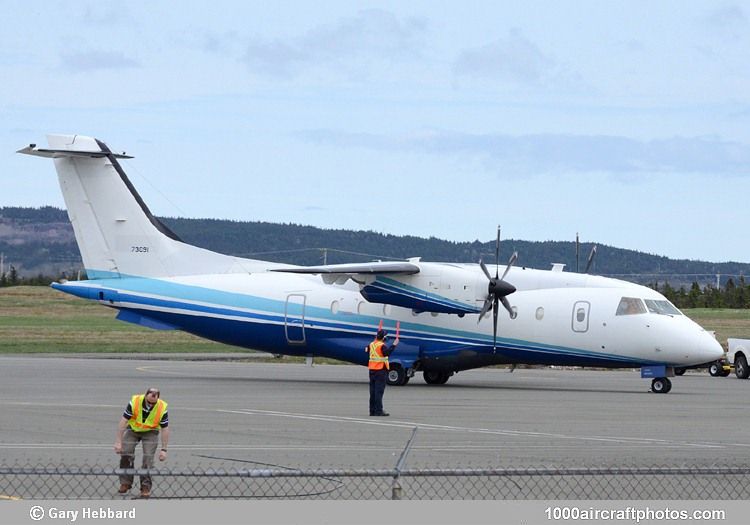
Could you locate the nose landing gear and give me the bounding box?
[650,377,672,394]
[641,366,674,394]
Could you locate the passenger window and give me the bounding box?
[616,297,646,316]
[576,308,586,322]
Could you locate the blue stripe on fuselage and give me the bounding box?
[51,275,663,368]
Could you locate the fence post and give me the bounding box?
[391,426,418,500]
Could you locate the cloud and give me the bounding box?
[242,9,427,78]
[298,129,750,176]
[452,29,555,84]
[704,4,748,28]
[701,4,748,39]
[60,50,140,72]
[82,4,132,26]
[202,31,242,55]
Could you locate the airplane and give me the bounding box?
[18,134,724,394]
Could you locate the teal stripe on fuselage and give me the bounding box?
[56,272,662,365]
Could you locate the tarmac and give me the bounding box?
[1,354,748,471]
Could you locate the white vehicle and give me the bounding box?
[18,134,725,394]
[727,338,750,379]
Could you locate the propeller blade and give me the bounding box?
[492,296,499,351]
[495,226,500,279]
[501,251,518,281]
[584,245,597,274]
[479,259,492,281]
[477,296,493,323]
[500,296,516,319]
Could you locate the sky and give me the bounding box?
[2,1,750,263]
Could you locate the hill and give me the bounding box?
[2,206,749,288]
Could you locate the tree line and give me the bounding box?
[652,277,749,309]
[0,267,83,287]
[5,206,750,284]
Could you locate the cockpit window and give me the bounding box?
[616,297,646,316]
[644,299,682,316]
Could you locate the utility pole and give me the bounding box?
[322,248,327,265]
[716,274,720,289]
[1,252,4,277]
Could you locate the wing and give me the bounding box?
[270,261,420,275]
[272,261,481,315]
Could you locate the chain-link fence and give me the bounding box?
[2,463,750,500]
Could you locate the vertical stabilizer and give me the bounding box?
[19,134,262,278]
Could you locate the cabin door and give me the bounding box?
[285,294,307,345]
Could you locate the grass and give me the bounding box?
[0,286,230,354]
[1,286,749,354]
[680,308,750,347]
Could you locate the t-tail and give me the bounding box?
[18,134,267,279]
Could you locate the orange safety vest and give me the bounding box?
[367,340,389,371]
[128,394,168,433]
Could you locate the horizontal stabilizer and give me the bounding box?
[16,144,133,159]
[271,261,420,275]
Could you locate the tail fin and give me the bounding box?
[19,134,261,279]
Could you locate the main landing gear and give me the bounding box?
[386,364,454,386]
[650,377,672,394]
[423,370,452,385]
[387,364,412,386]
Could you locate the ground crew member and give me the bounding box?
[114,387,169,498]
[367,329,399,416]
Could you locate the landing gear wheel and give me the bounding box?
[674,367,686,376]
[387,365,409,386]
[423,370,451,385]
[709,362,723,377]
[735,355,750,379]
[651,377,672,394]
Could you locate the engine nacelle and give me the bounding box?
[359,262,486,314]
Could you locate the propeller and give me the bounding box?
[477,226,518,351]
[583,245,597,274]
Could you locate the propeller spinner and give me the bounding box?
[477,226,517,351]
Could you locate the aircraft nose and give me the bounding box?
[701,331,725,361]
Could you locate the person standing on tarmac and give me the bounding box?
[114,387,170,498]
[367,329,399,416]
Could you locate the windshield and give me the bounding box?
[644,299,682,316]
[616,297,646,316]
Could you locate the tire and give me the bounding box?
[387,365,408,386]
[674,367,686,376]
[735,355,750,379]
[651,377,670,394]
[709,362,722,377]
[423,370,451,385]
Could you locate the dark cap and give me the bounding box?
[376,329,388,340]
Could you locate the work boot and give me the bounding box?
[118,484,131,494]
[140,487,151,498]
